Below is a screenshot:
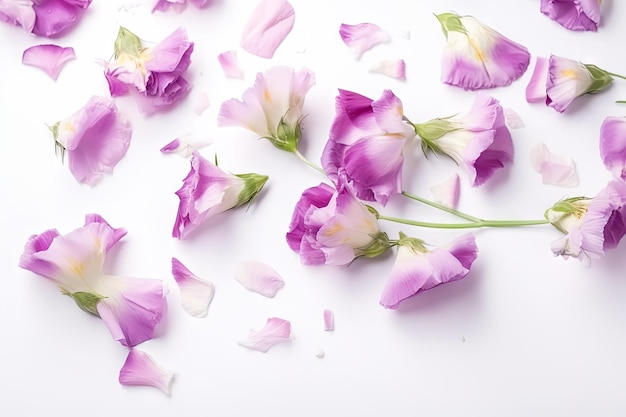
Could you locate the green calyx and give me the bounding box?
[544,196,591,234]
[358,232,392,259]
[413,117,459,157]
[48,121,66,162]
[61,290,106,317]
[235,173,269,207]
[396,231,428,253]
[584,64,614,94]
[267,116,303,153]
[435,12,466,39]
[114,26,142,59]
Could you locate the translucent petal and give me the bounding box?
[238,317,291,352]
[119,349,174,395]
[22,44,75,81]
[234,260,284,297]
[171,258,215,318]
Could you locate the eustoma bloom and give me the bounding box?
[540,0,601,31]
[435,12,530,90]
[218,66,315,155]
[600,116,626,181]
[412,93,514,187]
[321,89,415,205]
[49,96,132,185]
[173,151,268,239]
[0,0,92,37]
[526,55,619,112]
[286,182,391,266]
[379,233,478,309]
[104,26,194,114]
[18,214,167,347]
[546,181,626,262]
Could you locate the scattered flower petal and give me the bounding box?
[160,134,211,158]
[540,0,601,31]
[0,1,36,33]
[234,260,284,298]
[1,0,92,37]
[435,12,530,90]
[171,258,215,318]
[600,116,626,181]
[369,59,406,80]
[430,174,460,209]
[22,44,75,81]
[339,22,391,59]
[315,349,325,358]
[503,108,525,129]
[530,143,578,187]
[119,349,174,395]
[238,317,291,352]
[152,0,210,12]
[323,309,334,331]
[194,91,211,115]
[217,50,244,79]
[240,0,295,59]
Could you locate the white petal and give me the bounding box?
[503,107,525,129]
[217,50,244,78]
[339,22,391,59]
[160,134,212,158]
[530,143,579,187]
[119,349,174,395]
[171,258,215,318]
[234,260,284,297]
[369,59,406,80]
[194,91,211,115]
[238,317,291,352]
[323,309,334,331]
[430,174,461,208]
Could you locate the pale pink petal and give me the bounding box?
[430,174,460,208]
[171,258,215,318]
[22,44,75,81]
[323,309,334,331]
[526,56,549,103]
[194,91,211,115]
[503,107,525,129]
[217,50,244,78]
[339,22,390,59]
[119,349,174,395]
[369,59,406,80]
[160,134,211,158]
[530,143,579,187]
[238,317,291,352]
[234,260,284,298]
[240,0,295,59]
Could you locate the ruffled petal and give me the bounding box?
[0,1,36,33]
[238,317,291,352]
[234,260,284,297]
[171,257,214,318]
[119,349,174,395]
[540,0,600,31]
[22,44,75,81]
[530,143,578,187]
[339,22,390,59]
[240,0,295,58]
[600,116,626,181]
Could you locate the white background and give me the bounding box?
[2,0,626,415]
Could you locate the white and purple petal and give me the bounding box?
[430,174,460,208]
[160,134,211,158]
[240,0,295,59]
[119,349,174,395]
[171,257,214,318]
[217,50,244,79]
[22,44,75,81]
[339,22,390,59]
[540,0,601,31]
[369,59,406,80]
[238,317,291,352]
[234,260,284,298]
[530,143,578,187]
[600,116,626,181]
[323,309,334,331]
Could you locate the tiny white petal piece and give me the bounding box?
[503,107,525,129]
[430,174,461,208]
[369,59,406,80]
[160,134,212,158]
[22,44,75,81]
[530,143,579,187]
[194,91,211,115]
[238,317,291,353]
[234,260,284,297]
[119,349,174,395]
[339,22,391,59]
[323,309,334,331]
[315,349,325,358]
[217,50,245,79]
[171,257,215,318]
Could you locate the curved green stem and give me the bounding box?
[294,150,326,176]
[606,71,626,81]
[378,214,549,229]
[401,191,480,222]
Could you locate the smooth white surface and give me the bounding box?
[2,0,626,415]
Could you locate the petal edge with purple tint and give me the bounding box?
[119,349,174,395]
[171,257,215,318]
[240,0,295,59]
[430,174,460,209]
[234,260,284,298]
[238,317,291,352]
[530,143,579,187]
[369,59,406,80]
[323,309,334,331]
[217,50,244,78]
[600,116,626,182]
[339,22,390,59]
[22,44,75,81]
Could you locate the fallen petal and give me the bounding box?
[430,174,460,208]
[369,59,406,80]
[600,116,626,181]
[160,133,211,158]
[238,317,291,352]
[171,257,215,318]
[22,44,75,81]
[525,56,549,103]
[119,349,174,395]
[194,91,211,115]
[503,107,525,129]
[234,260,284,297]
[339,22,390,59]
[323,309,334,331]
[240,0,295,58]
[530,143,579,187]
[217,50,244,78]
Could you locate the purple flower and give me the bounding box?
[600,116,626,181]
[380,233,478,309]
[414,93,513,187]
[50,96,132,185]
[526,55,613,112]
[540,0,601,31]
[18,214,167,347]
[286,182,391,266]
[321,89,414,206]
[547,181,626,262]
[435,12,530,90]
[173,152,268,239]
[0,0,92,37]
[104,27,194,114]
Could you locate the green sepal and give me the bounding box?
[544,196,591,234]
[413,117,459,157]
[435,12,466,39]
[359,232,392,259]
[61,290,106,317]
[584,64,614,95]
[235,173,269,207]
[47,121,66,162]
[396,231,428,253]
[266,116,302,153]
[114,27,142,59]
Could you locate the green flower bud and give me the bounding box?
[358,231,392,259]
[413,117,460,156]
[62,290,106,316]
[268,116,302,153]
[114,27,143,58]
[235,173,269,207]
[396,231,428,253]
[583,64,614,95]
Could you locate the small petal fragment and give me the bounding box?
[217,50,244,79]
[171,258,215,318]
[323,309,334,331]
[503,108,525,129]
[600,116,626,181]
[194,91,211,115]
[160,134,211,158]
[369,59,406,80]
[240,0,295,58]
[238,317,291,353]
[430,174,460,209]
[234,260,284,297]
[530,143,578,187]
[22,44,75,81]
[119,349,174,395]
[339,23,390,59]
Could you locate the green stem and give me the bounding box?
[378,214,549,229]
[606,71,626,81]
[294,150,326,176]
[401,191,480,222]
[616,100,626,104]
